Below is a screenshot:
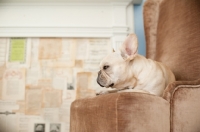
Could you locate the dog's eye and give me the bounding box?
[103,65,109,70]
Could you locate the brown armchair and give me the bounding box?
[70,0,200,132]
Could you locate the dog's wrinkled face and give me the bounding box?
[97,34,138,89]
[97,52,127,88]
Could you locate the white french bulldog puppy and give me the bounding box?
[96,34,175,96]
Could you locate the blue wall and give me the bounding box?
[134,0,146,56]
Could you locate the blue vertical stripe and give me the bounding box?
[134,0,146,56]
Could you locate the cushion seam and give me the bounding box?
[170,84,200,132]
[115,94,121,132]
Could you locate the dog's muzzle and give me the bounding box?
[97,71,104,87]
[97,71,114,88]
[97,80,104,87]
[109,83,114,87]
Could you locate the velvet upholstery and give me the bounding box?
[155,0,200,81]
[143,0,162,60]
[163,79,200,132]
[70,93,170,132]
[70,0,200,131]
[146,0,200,131]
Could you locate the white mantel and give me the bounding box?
[0,0,142,51]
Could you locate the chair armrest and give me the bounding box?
[163,79,200,101]
[163,79,200,132]
[70,92,170,132]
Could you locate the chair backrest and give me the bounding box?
[144,0,200,81]
[143,0,163,60]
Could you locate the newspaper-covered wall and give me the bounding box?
[0,38,112,132]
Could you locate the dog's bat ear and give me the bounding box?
[120,34,138,61]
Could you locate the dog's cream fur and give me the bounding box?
[96,34,175,96]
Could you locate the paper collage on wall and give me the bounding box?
[0,37,112,132]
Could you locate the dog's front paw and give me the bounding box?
[96,90,109,96]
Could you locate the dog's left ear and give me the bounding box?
[120,34,138,61]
